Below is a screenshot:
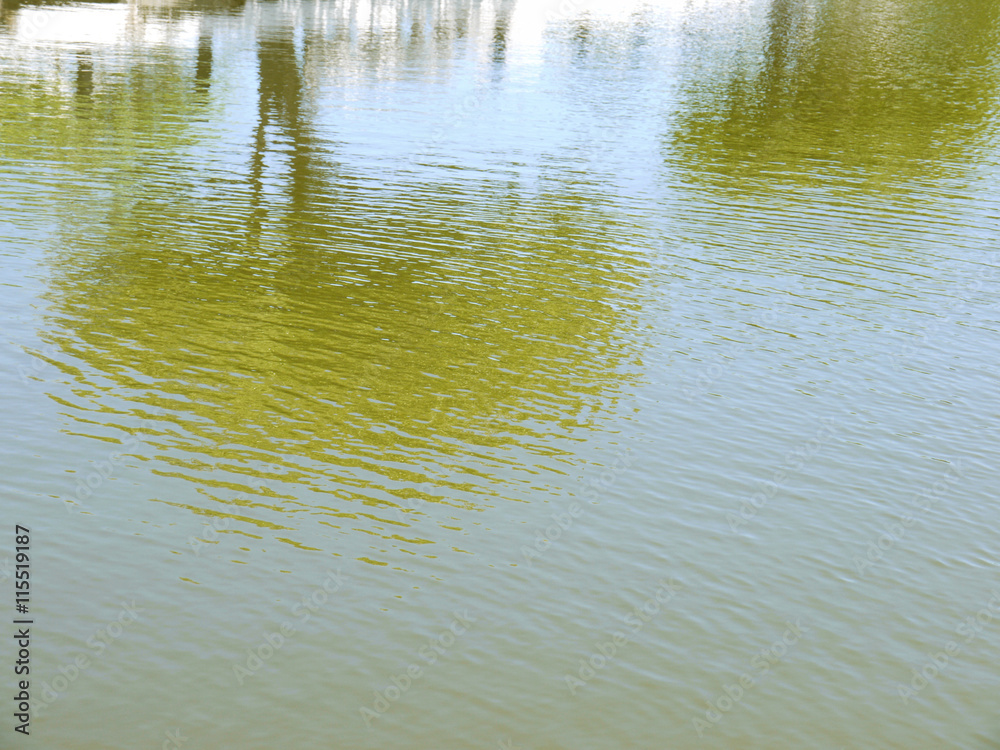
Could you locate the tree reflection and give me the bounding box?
[490,0,514,70]
[75,48,93,100]
[194,31,212,92]
[670,0,1000,188]
[7,0,646,559]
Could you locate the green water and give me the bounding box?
[1,0,999,747]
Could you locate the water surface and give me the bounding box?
[2,0,999,747]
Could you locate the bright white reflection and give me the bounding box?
[13,3,199,47]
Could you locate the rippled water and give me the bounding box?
[2,0,999,747]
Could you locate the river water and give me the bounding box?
[1,0,999,747]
